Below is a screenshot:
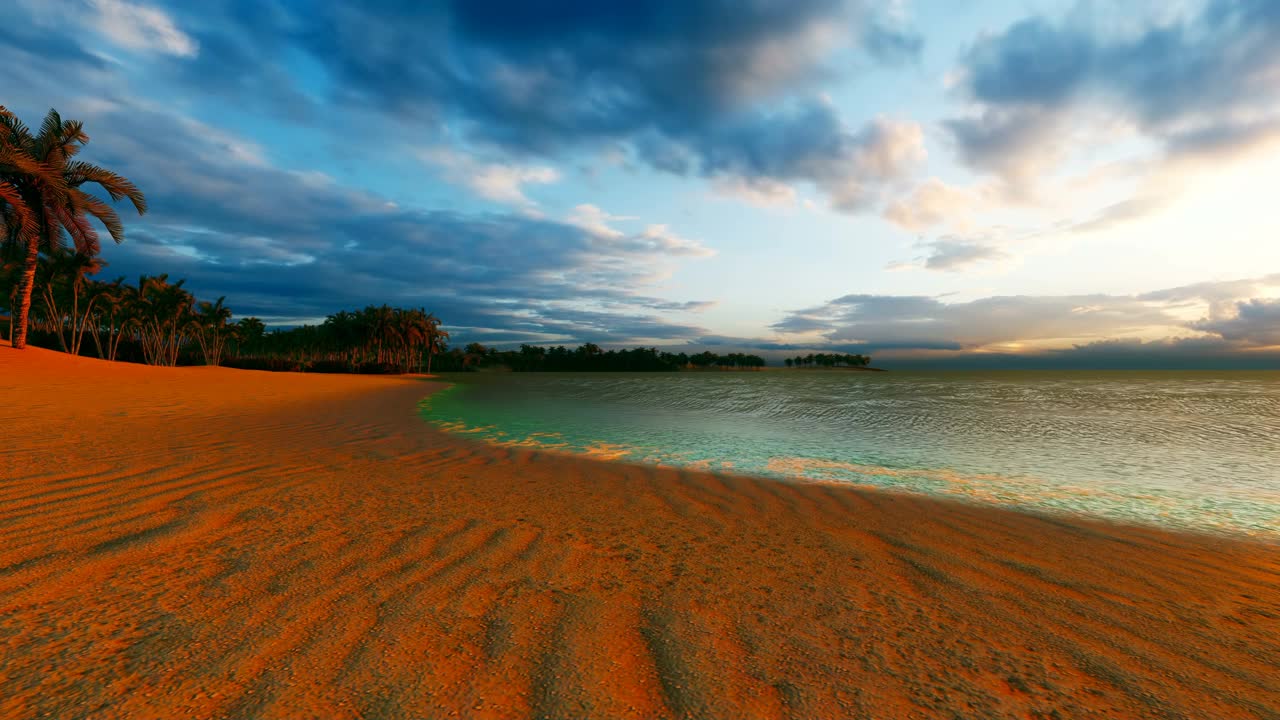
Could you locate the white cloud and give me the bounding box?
[627,224,716,258]
[88,0,198,57]
[566,204,634,238]
[883,178,989,232]
[420,147,561,207]
[824,117,926,212]
[568,205,713,258]
[711,177,798,208]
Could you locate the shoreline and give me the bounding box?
[4,345,1279,718]
[432,421,1280,548]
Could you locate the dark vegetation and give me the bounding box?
[785,353,871,368]
[225,306,448,373]
[434,343,767,372]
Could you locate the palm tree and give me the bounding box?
[193,296,235,366]
[92,277,137,361]
[422,311,448,373]
[365,304,396,364]
[234,316,265,358]
[133,274,194,366]
[0,107,146,349]
[0,245,25,343]
[36,249,105,355]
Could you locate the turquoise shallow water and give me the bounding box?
[421,370,1280,538]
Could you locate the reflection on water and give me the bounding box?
[420,371,1280,538]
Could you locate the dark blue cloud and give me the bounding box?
[949,0,1280,175]
[31,99,716,344]
[301,0,860,143]
[92,0,924,210]
[963,18,1095,106]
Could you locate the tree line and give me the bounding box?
[0,248,452,373]
[436,343,766,372]
[230,306,448,374]
[785,353,871,368]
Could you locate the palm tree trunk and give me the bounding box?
[10,239,38,349]
[89,319,104,359]
[40,284,68,353]
[69,284,82,356]
[73,297,98,357]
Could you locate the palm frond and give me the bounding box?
[0,146,63,191]
[54,202,101,256]
[0,106,33,149]
[0,181,37,241]
[64,161,147,214]
[35,108,88,165]
[35,109,64,160]
[76,191,124,245]
[38,203,67,254]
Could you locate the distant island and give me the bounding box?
[437,343,769,372]
[784,352,872,369]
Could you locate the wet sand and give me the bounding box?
[2,344,1278,719]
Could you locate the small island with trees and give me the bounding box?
[784,353,882,370]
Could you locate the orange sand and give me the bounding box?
[2,344,1278,719]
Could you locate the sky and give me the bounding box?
[4,0,1280,367]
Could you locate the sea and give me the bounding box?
[421,370,1280,539]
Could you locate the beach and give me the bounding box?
[2,345,1278,719]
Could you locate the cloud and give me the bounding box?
[565,205,714,261]
[3,1,934,215]
[1192,299,1280,346]
[919,239,1008,272]
[17,0,198,58]
[882,177,986,231]
[565,204,632,238]
[882,337,1280,370]
[944,107,1069,185]
[886,235,1011,273]
[860,12,924,65]
[1138,274,1280,318]
[771,293,1172,348]
[88,0,198,56]
[948,1,1280,181]
[710,177,799,208]
[641,105,926,212]
[419,148,560,207]
[770,275,1280,355]
[26,0,927,215]
[46,98,716,344]
[927,1,1280,261]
